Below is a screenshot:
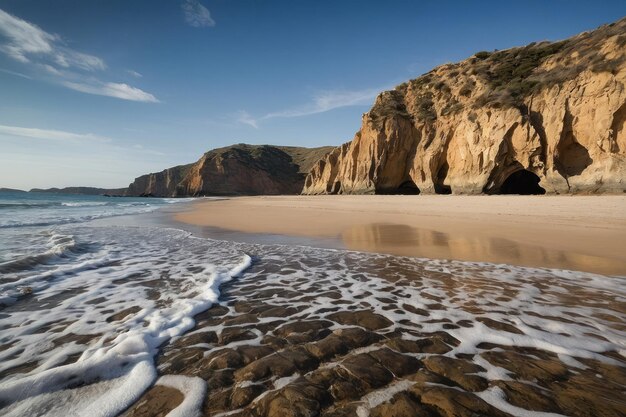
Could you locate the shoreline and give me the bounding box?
[173,195,626,276]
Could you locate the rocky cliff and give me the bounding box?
[126,164,192,197]
[126,144,334,197]
[303,18,626,195]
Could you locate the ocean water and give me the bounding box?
[0,192,624,417]
[0,191,187,230]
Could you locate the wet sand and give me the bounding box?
[123,245,626,417]
[174,195,626,275]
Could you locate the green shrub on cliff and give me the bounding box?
[372,18,625,122]
[369,90,410,128]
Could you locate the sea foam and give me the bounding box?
[0,226,250,417]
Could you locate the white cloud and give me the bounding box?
[0,123,165,156]
[265,88,383,119]
[127,69,143,78]
[63,81,160,103]
[54,49,106,71]
[238,86,385,128]
[0,8,158,103]
[0,9,55,62]
[41,63,63,76]
[0,9,104,71]
[236,110,259,129]
[182,0,215,27]
[0,124,111,143]
[0,67,31,79]
[120,144,165,156]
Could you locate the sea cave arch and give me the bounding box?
[397,180,421,195]
[376,179,420,195]
[499,169,546,195]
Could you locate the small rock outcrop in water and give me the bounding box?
[126,144,335,197]
[303,18,626,195]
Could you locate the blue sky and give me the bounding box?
[0,0,624,189]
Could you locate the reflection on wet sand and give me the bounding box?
[341,223,626,275]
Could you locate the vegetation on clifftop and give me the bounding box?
[369,18,626,124]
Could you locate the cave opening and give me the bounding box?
[499,170,546,195]
[434,162,452,194]
[376,179,420,195]
[397,180,420,195]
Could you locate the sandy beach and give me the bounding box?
[174,195,626,276]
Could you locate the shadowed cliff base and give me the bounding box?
[173,195,626,276]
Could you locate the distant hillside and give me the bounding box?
[0,188,27,193]
[126,144,335,197]
[29,187,127,196]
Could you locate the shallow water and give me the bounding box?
[0,194,625,416]
[340,222,626,276]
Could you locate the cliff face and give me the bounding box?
[127,144,334,197]
[304,19,626,195]
[126,164,192,197]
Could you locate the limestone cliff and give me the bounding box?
[303,18,626,195]
[126,144,334,197]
